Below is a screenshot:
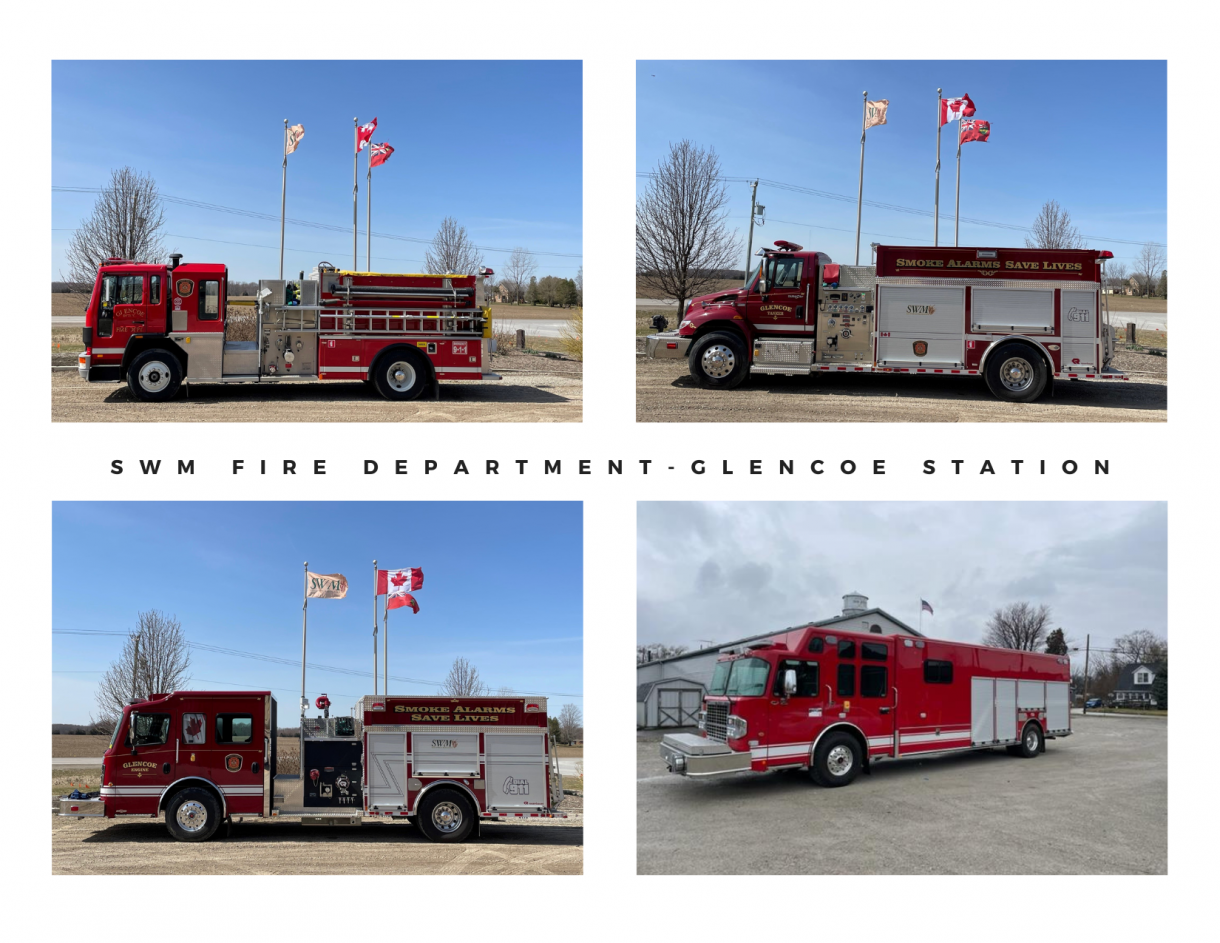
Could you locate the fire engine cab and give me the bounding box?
[59,691,565,843]
[645,242,1124,402]
[77,254,499,402]
[660,624,1071,787]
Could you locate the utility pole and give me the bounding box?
[1082,634,1091,713]
[744,179,759,287]
[130,630,141,699]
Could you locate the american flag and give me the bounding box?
[921,599,934,615]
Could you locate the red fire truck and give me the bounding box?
[644,242,1124,402]
[77,254,499,401]
[59,691,565,842]
[659,624,1071,787]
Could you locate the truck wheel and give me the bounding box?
[416,788,476,843]
[165,787,221,842]
[689,332,748,390]
[372,346,429,401]
[984,342,1047,402]
[811,731,862,788]
[127,349,183,402]
[1012,722,1043,758]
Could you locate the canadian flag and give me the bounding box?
[378,567,423,612]
[939,94,976,127]
[356,117,377,153]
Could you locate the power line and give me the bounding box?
[52,186,583,260]
[638,172,1166,249]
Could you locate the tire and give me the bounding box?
[688,332,749,390]
[810,731,862,788]
[127,349,183,402]
[372,346,430,401]
[164,787,221,842]
[1015,722,1043,758]
[416,788,476,843]
[984,342,1047,402]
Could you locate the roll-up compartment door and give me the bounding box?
[1046,682,1070,733]
[1060,289,1099,369]
[1017,680,1046,711]
[995,679,1018,743]
[971,677,995,744]
[412,731,479,777]
[878,286,965,335]
[366,732,406,810]
[971,288,1054,334]
[485,732,548,810]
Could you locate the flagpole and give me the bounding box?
[366,141,373,272]
[372,559,378,696]
[279,120,288,279]
[855,90,867,266]
[352,117,359,271]
[954,120,963,248]
[383,592,389,695]
[934,89,942,247]
[300,561,308,775]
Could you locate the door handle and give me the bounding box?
[879,707,891,715]
[162,762,171,775]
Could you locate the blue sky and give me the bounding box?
[52,61,583,281]
[52,502,582,723]
[638,61,1166,268]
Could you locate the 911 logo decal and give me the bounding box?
[1065,306,1092,322]
[502,776,530,796]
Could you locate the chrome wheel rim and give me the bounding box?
[826,745,854,777]
[139,360,172,393]
[999,356,1034,393]
[701,345,735,379]
[176,800,208,832]
[386,360,417,392]
[431,800,463,833]
[1025,727,1039,751]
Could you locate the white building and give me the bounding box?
[636,593,924,728]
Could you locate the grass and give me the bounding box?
[561,774,583,792]
[553,745,583,757]
[1119,328,1168,350]
[556,307,582,361]
[52,767,102,802]
[636,308,680,337]
[488,303,575,321]
[52,734,112,757]
[1105,295,1167,314]
[1084,707,1168,717]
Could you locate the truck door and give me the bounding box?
[747,256,809,334]
[113,709,175,815]
[212,706,265,813]
[764,656,824,766]
[111,273,150,340]
[828,637,895,757]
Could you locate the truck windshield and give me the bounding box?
[708,657,770,697]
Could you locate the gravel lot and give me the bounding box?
[637,713,1166,874]
[51,350,581,422]
[52,814,582,875]
[635,353,1166,423]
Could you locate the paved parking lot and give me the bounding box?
[637,713,1165,874]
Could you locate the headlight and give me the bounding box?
[696,710,707,731]
[680,320,693,329]
[727,715,747,739]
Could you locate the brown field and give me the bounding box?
[1105,295,1167,314]
[52,734,112,757]
[636,276,741,299]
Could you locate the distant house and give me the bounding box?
[1112,662,1164,706]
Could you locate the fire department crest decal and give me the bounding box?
[912,340,929,357]
[175,279,194,297]
[225,754,243,773]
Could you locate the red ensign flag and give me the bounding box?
[959,119,991,143]
[370,142,395,167]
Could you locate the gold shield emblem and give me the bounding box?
[225,754,243,773]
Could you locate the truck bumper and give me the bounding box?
[58,797,106,818]
[660,732,753,778]
[645,332,692,360]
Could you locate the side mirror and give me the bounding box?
[128,711,138,755]
[783,669,797,697]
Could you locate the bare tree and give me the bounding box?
[637,643,688,664]
[1024,199,1083,249]
[441,656,490,696]
[65,167,167,285]
[92,610,191,732]
[983,601,1052,651]
[557,702,582,744]
[574,265,583,306]
[425,217,483,275]
[1134,242,1167,298]
[505,247,537,304]
[637,140,739,314]
[1106,260,1128,293]
[1113,629,1168,665]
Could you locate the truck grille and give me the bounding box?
[705,701,730,743]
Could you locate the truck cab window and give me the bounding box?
[709,661,731,696]
[767,258,802,289]
[725,657,770,697]
[150,275,161,305]
[862,642,888,661]
[838,639,856,659]
[116,275,143,305]
[126,713,170,747]
[774,659,819,697]
[215,713,253,744]
[200,280,220,320]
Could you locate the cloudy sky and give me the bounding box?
[638,502,1166,653]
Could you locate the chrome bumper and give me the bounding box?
[58,797,106,818]
[659,732,753,778]
[645,332,692,360]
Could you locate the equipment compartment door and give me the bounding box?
[366,733,406,811]
[1060,289,1099,370]
[995,679,1018,744]
[412,731,479,777]
[485,733,548,810]
[971,677,995,745]
[1046,682,1070,734]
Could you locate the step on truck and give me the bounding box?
[77,254,500,402]
[660,624,1071,787]
[59,691,565,842]
[644,242,1125,402]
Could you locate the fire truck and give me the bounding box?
[644,242,1124,402]
[77,254,499,401]
[659,624,1071,787]
[59,691,565,842]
